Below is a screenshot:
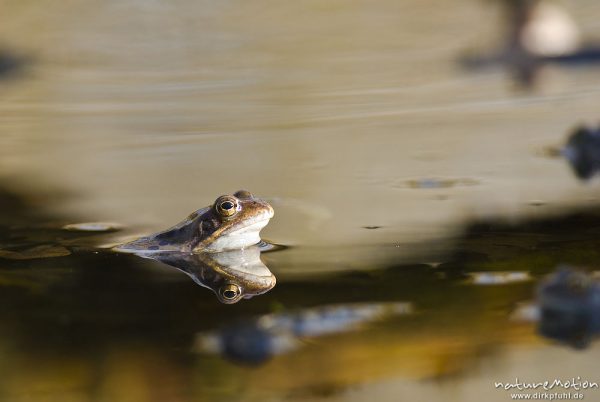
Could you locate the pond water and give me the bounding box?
[1,0,600,401]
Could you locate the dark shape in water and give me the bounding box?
[194,302,412,364]
[0,50,25,78]
[537,266,600,348]
[141,245,275,304]
[563,126,600,180]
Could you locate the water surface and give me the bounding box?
[1,0,600,401]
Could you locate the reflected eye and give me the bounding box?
[218,284,242,303]
[214,196,239,218]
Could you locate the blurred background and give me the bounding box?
[1,0,600,401]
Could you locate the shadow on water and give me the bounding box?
[439,208,600,350]
[196,207,600,365]
[194,302,413,365]
[2,183,600,399]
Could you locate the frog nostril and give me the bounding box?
[233,190,253,199]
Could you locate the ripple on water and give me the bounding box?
[402,177,480,189]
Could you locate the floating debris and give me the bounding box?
[0,245,71,260]
[510,302,540,323]
[528,200,547,207]
[62,222,123,232]
[467,271,532,285]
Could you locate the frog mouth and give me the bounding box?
[228,218,270,240]
[227,207,274,236]
[202,214,273,252]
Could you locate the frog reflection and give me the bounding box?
[562,126,600,180]
[144,245,275,304]
[194,302,412,364]
[537,267,600,348]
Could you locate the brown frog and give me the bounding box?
[114,190,274,253]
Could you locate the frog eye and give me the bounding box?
[218,284,242,303]
[215,196,239,218]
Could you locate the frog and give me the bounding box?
[113,190,274,253]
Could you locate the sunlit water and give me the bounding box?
[1,0,600,401]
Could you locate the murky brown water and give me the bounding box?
[2,0,600,401]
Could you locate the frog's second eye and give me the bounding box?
[215,196,240,218]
